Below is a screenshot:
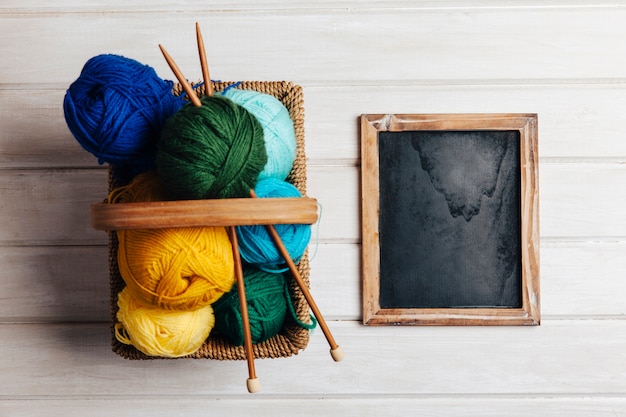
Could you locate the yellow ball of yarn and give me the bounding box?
[111,171,236,310]
[115,287,214,358]
[108,169,169,203]
[117,226,235,310]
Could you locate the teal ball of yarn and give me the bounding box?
[63,54,184,173]
[213,266,288,346]
[236,178,312,271]
[222,88,296,181]
[156,95,267,200]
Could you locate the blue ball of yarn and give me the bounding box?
[236,178,312,272]
[63,54,184,171]
[221,88,296,182]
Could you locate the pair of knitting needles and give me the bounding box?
[159,23,343,393]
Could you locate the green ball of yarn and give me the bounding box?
[156,95,267,200]
[213,266,288,346]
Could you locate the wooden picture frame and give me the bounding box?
[361,114,539,326]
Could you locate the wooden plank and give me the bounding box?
[0,244,357,324]
[1,320,625,396]
[5,84,626,169]
[323,162,626,240]
[0,169,108,246]
[0,90,96,169]
[1,241,624,322]
[4,0,623,12]
[310,163,626,241]
[2,162,626,246]
[0,246,110,323]
[540,162,626,238]
[305,165,360,242]
[308,243,361,320]
[3,396,626,417]
[303,83,626,161]
[0,168,339,246]
[316,241,626,319]
[541,241,626,317]
[3,8,626,85]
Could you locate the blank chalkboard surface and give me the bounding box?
[361,114,540,326]
[378,130,522,309]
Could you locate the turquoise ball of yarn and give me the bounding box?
[213,265,288,346]
[236,178,312,271]
[63,54,184,172]
[222,88,296,181]
[156,95,267,200]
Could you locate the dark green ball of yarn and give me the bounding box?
[213,266,288,346]
[156,95,267,200]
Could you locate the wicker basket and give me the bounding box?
[96,81,316,360]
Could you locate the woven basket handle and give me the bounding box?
[91,197,318,231]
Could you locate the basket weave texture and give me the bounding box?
[108,81,312,360]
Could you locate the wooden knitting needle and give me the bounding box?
[160,41,260,393]
[195,24,259,393]
[196,22,213,97]
[158,44,201,108]
[227,225,260,393]
[250,190,344,362]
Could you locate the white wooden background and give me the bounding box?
[2,1,626,415]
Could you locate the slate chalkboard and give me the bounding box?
[360,114,540,326]
[378,130,522,309]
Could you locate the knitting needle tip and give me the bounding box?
[330,346,345,362]
[247,377,261,393]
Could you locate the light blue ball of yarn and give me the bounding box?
[63,54,184,173]
[221,88,296,181]
[236,178,311,272]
